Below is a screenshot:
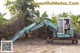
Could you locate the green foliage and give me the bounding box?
[0,13,6,27]
[35,10,40,17]
[70,15,80,28]
[0,16,3,26]
[76,16,80,25]
[71,15,77,26]
[5,0,38,18]
[51,16,57,25]
[77,18,80,22]
[59,12,69,17]
[62,12,69,17]
[42,11,48,18]
[5,0,15,14]
[34,11,48,23]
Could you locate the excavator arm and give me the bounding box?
[11,20,57,42]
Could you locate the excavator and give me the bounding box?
[11,18,78,44]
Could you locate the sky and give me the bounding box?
[0,0,11,20]
[0,0,80,19]
[35,0,80,18]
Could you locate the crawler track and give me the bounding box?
[47,37,78,44]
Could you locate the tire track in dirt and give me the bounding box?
[0,39,80,53]
[54,40,80,53]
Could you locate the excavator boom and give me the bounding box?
[11,20,57,42]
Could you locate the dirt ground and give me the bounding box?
[0,38,80,53]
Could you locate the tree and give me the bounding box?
[5,0,38,20]
[3,0,39,39]
[5,0,40,27]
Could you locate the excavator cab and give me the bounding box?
[57,18,74,38]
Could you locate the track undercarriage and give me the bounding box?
[47,37,78,44]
